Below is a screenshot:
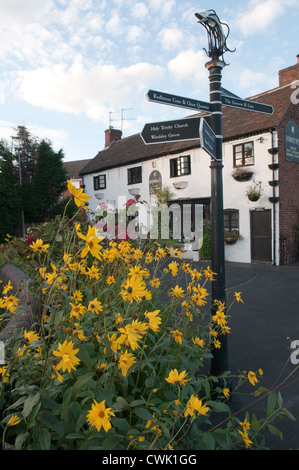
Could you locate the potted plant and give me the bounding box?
[246,182,262,202]
[224,229,240,245]
[232,167,253,182]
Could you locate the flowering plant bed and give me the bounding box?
[0,181,293,450]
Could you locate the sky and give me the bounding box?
[0,0,299,162]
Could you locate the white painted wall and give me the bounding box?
[83,131,279,264]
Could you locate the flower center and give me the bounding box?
[98,410,105,419]
[126,287,133,293]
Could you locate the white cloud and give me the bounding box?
[130,2,148,20]
[14,60,164,122]
[167,49,207,84]
[237,0,298,36]
[158,27,184,51]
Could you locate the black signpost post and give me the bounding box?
[143,9,274,389]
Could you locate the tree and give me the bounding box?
[0,140,22,241]
[34,140,67,220]
[12,125,39,182]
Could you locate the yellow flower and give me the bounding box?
[212,309,227,328]
[3,294,19,313]
[145,310,161,333]
[2,280,13,295]
[168,285,185,298]
[238,430,253,449]
[77,225,104,260]
[234,292,244,303]
[191,285,209,306]
[106,333,120,354]
[223,388,230,398]
[168,261,179,276]
[192,336,205,348]
[165,369,190,385]
[71,290,83,303]
[106,275,116,286]
[184,395,210,417]
[7,415,21,427]
[69,302,86,320]
[150,277,161,288]
[68,179,92,210]
[118,350,136,377]
[248,371,259,386]
[121,275,151,303]
[24,330,40,343]
[203,266,217,281]
[0,366,10,383]
[118,320,147,351]
[86,265,100,279]
[52,340,80,373]
[240,418,251,431]
[88,298,103,315]
[30,238,50,253]
[86,399,115,432]
[171,329,183,344]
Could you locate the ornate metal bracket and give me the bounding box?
[195,9,235,62]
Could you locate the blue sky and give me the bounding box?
[0,0,299,162]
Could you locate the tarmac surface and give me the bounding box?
[200,260,299,450]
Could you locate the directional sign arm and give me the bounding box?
[147,90,212,113]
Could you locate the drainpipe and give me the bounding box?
[269,128,278,265]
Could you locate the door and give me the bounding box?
[250,210,272,262]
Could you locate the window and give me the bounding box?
[170,155,191,177]
[224,209,239,231]
[233,142,254,167]
[93,174,106,190]
[128,166,142,185]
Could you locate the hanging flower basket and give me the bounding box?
[232,168,253,182]
[246,183,262,202]
[224,230,240,245]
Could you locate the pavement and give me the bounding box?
[202,260,299,450]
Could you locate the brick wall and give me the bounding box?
[278,98,299,264]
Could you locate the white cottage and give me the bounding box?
[80,58,299,265]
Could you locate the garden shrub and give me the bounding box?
[0,181,294,450]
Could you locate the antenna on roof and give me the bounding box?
[108,109,136,133]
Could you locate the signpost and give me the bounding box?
[143,9,275,387]
[141,117,201,145]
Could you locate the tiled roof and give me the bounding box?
[80,83,295,176]
[64,159,92,179]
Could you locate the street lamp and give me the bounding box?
[195,10,235,385]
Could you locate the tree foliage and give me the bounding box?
[0,127,68,242]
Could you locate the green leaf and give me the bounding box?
[39,428,51,450]
[266,392,277,418]
[23,392,41,418]
[268,424,283,440]
[15,432,29,450]
[72,372,94,394]
[134,407,154,421]
[41,411,65,438]
[203,432,215,450]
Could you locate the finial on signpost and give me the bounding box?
[195,9,235,63]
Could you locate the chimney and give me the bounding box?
[278,55,299,87]
[105,127,122,148]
